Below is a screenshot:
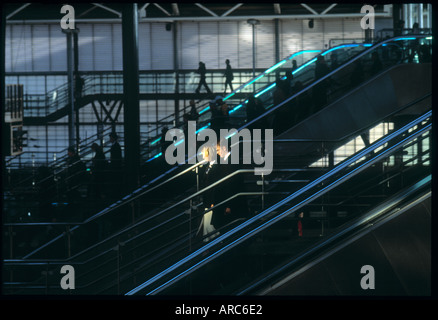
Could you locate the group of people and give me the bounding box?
[66,131,123,202]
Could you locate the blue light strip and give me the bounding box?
[287,50,321,61]
[125,110,431,295]
[223,92,235,101]
[245,74,265,87]
[146,152,162,163]
[196,123,211,134]
[394,37,417,41]
[229,104,243,114]
[291,57,317,75]
[321,43,361,56]
[199,106,210,114]
[150,137,161,145]
[254,83,276,98]
[265,60,287,74]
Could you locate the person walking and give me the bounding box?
[223,59,234,93]
[195,61,212,95]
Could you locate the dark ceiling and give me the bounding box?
[4,3,387,21]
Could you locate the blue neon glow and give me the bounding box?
[292,57,317,74]
[287,49,321,61]
[321,44,361,56]
[394,37,417,41]
[265,60,287,74]
[244,74,265,88]
[196,123,211,134]
[146,152,162,163]
[150,137,161,145]
[199,106,210,114]
[223,92,235,101]
[229,104,243,114]
[255,83,276,98]
[174,139,184,147]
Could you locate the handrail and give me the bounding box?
[124,109,432,294]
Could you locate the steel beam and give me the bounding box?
[122,3,140,191]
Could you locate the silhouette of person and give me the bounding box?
[66,146,86,201]
[312,56,330,109]
[350,59,364,87]
[291,59,298,73]
[195,61,212,95]
[215,96,229,131]
[408,23,420,63]
[188,99,200,122]
[211,140,247,230]
[246,96,264,123]
[297,212,304,237]
[197,146,221,242]
[90,143,107,199]
[370,51,383,76]
[330,52,339,71]
[109,132,123,196]
[224,59,234,93]
[74,74,84,101]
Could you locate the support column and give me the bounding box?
[274,19,280,79]
[63,29,76,148]
[73,30,80,148]
[122,3,140,191]
[393,4,403,36]
[173,21,180,125]
[1,5,7,188]
[418,3,424,29]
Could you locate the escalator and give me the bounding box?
[2,92,431,295]
[124,108,431,296]
[2,35,431,293]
